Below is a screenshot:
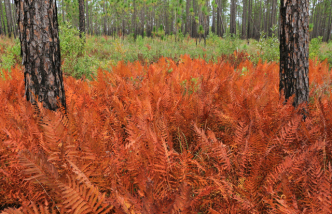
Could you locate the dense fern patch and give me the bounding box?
[1,55,332,213]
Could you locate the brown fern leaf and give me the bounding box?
[57,175,113,214]
[0,202,60,214]
[18,150,58,188]
[162,182,192,214]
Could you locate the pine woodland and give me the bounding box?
[0,0,332,213]
[0,0,331,41]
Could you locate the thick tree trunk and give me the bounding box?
[279,0,309,107]
[79,0,85,39]
[15,0,66,111]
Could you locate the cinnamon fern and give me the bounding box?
[1,55,332,213]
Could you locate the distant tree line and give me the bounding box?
[0,0,331,42]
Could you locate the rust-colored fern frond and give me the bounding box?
[2,57,332,213]
[57,175,113,214]
[18,150,59,188]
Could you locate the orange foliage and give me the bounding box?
[1,55,332,213]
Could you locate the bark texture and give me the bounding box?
[79,0,85,38]
[0,0,3,35]
[230,0,236,35]
[279,0,309,107]
[15,0,66,111]
[4,0,13,37]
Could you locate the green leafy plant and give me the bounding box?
[253,25,279,63]
[309,36,322,59]
[0,38,21,72]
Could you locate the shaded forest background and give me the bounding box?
[0,0,331,41]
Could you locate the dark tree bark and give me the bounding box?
[103,0,107,35]
[242,0,247,39]
[279,0,309,107]
[185,0,190,35]
[230,0,236,35]
[0,0,3,35]
[192,0,197,38]
[216,0,220,36]
[15,0,66,111]
[61,0,64,23]
[211,1,215,34]
[323,1,332,42]
[327,4,332,42]
[79,0,85,39]
[10,0,17,37]
[86,0,89,35]
[4,0,13,37]
[141,2,145,38]
[132,0,137,40]
[247,0,251,39]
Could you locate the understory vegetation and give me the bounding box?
[1,53,332,213]
[1,24,332,80]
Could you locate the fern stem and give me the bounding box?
[178,127,183,153]
[35,178,60,212]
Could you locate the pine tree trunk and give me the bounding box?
[216,0,220,36]
[79,0,85,39]
[61,0,65,23]
[230,0,236,35]
[211,1,215,34]
[313,4,321,38]
[185,0,190,35]
[279,0,309,107]
[258,1,262,39]
[15,0,66,111]
[326,4,332,42]
[86,0,89,35]
[0,0,3,35]
[192,0,197,38]
[133,0,137,40]
[141,3,145,38]
[247,0,251,39]
[10,0,17,37]
[103,1,107,35]
[242,0,247,39]
[4,0,12,37]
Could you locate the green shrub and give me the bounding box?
[0,38,21,72]
[59,23,96,79]
[253,25,279,63]
[59,23,85,58]
[309,36,322,59]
